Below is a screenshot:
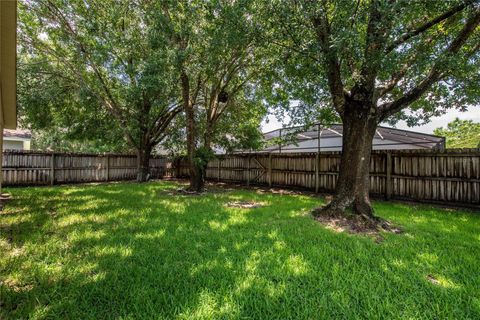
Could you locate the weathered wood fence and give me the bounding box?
[175,149,480,207]
[2,149,479,207]
[1,150,173,185]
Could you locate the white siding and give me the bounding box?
[3,140,24,150]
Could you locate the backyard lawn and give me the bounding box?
[1,181,479,319]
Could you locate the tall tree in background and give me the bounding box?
[155,0,267,191]
[19,0,181,181]
[18,58,129,153]
[435,118,480,148]
[267,0,480,225]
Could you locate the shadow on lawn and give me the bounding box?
[1,182,480,319]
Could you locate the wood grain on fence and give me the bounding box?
[199,149,480,206]
[2,150,173,186]
[2,149,479,206]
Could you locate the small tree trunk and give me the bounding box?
[186,109,201,191]
[136,144,152,182]
[317,104,378,219]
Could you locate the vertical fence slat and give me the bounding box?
[268,153,272,187]
[385,151,392,199]
[50,152,55,185]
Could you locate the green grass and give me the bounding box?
[1,181,479,319]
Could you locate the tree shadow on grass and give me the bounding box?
[1,182,480,319]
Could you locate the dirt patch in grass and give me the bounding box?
[172,180,323,197]
[315,212,402,239]
[163,186,230,196]
[167,188,205,196]
[225,201,264,209]
[0,278,34,293]
[158,181,235,196]
[426,274,440,285]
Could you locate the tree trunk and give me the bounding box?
[190,160,206,192]
[185,102,202,191]
[180,71,202,192]
[316,103,378,219]
[136,144,152,182]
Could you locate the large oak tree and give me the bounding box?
[267,0,480,225]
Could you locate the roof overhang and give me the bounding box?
[0,0,17,129]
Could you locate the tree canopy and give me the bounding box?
[434,118,480,148]
[18,0,181,179]
[263,0,480,127]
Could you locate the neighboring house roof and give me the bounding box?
[262,124,445,152]
[3,129,32,140]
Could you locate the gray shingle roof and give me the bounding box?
[263,124,445,150]
[3,129,32,139]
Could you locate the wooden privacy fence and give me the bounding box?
[1,150,173,185]
[175,149,480,207]
[2,149,479,207]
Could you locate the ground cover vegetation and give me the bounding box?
[1,181,479,319]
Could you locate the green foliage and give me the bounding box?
[434,118,480,148]
[18,0,180,153]
[149,0,269,155]
[193,146,216,168]
[30,128,130,153]
[1,181,480,318]
[261,0,480,126]
[19,0,268,155]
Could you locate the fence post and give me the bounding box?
[385,151,392,199]
[50,152,55,185]
[268,153,272,187]
[217,158,221,182]
[106,154,110,181]
[246,155,250,186]
[315,152,319,193]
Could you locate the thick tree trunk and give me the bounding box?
[180,71,202,192]
[185,105,203,191]
[136,144,152,182]
[316,103,379,220]
[190,161,206,192]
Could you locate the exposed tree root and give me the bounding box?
[313,203,401,235]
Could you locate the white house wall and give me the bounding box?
[3,140,25,150]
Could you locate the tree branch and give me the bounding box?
[311,9,345,114]
[385,0,475,54]
[355,0,392,97]
[379,7,480,120]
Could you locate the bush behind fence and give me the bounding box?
[2,149,479,207]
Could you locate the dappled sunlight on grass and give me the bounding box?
[284,254,310,276]
[1,181,479,319]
